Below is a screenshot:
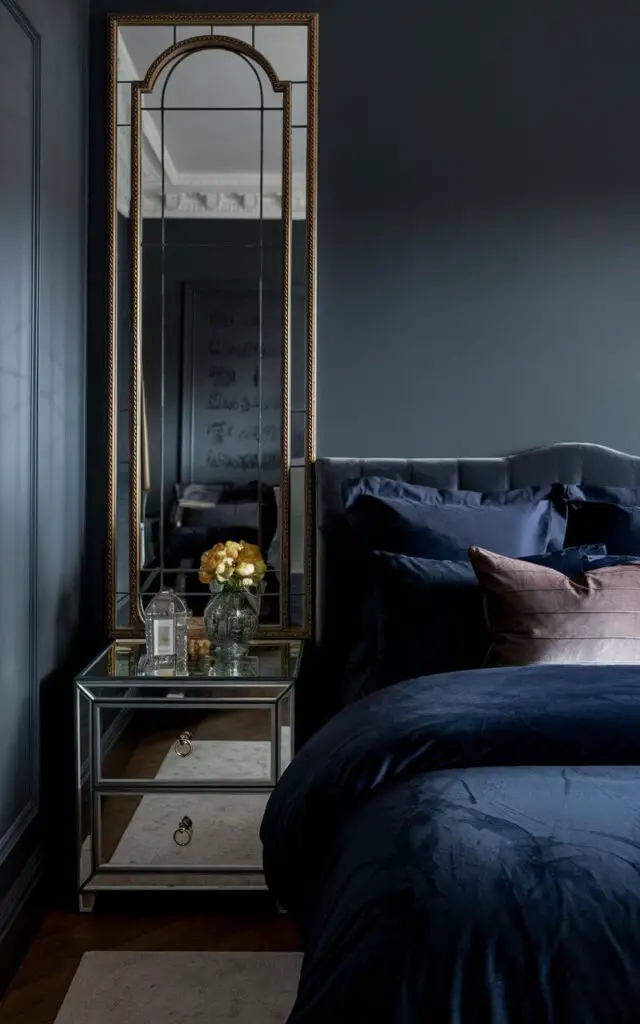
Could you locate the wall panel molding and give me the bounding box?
[0,803,37,866]
[0,847,43,945]
[0,0,41,870]
[0,0,88,949]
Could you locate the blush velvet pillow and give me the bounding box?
[470,546,640,667]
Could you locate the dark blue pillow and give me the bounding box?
[343,544,607,704]
[582,553,640,569]
[343,478,567,559]
[565,486,640,555]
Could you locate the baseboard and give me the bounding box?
[0,846,45,1000]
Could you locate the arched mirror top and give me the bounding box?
[136,34,287,97]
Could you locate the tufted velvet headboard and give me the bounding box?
[290,443,640,744]
[314,443,640,648]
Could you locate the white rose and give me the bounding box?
[237,562,254,577]
[241,577,253,587]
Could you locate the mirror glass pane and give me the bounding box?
[291,83,307,127]
[214,26,253,45]
[115,120,132,626]
[290,462,306,629]
[120,25,175,79]
[291,125,308,420]
[289,118,308,631]
[254,25,308,81]
[117,82,131,127]
[176,26,211,42]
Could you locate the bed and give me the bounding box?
[261,442,640,1024]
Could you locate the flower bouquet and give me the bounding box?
[199,540,267,661]
[199,539,267,590]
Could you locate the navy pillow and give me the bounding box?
[343,478,567,559]
[582,553,640,569]
[565,486,640,555]
[343,545,607,704]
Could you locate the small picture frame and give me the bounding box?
[152,617,175,658]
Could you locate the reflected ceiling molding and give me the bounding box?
[137,171,306,219]
[116,34,305,220]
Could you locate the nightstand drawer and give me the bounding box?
[95,702,293,785]
[96,791,268,872]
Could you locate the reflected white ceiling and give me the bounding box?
[117,25,308,219]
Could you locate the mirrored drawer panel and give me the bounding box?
[95,702,293,785]
[97,792,268,872]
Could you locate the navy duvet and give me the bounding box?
[261,665,640,1023]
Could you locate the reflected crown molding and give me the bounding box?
[118,148,306,218]
[117,156,306,219]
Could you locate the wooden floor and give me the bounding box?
[0,896,301,1024]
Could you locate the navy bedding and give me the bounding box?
[261,665,640,1023]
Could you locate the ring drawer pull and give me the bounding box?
[174,731,193,757]
[173,816,193,847]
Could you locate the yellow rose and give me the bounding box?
[199,550,213,571]
[240,542,263,564]
[236,562,255,578]
[225,540,242,561]
[200,543,225,572]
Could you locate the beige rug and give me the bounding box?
[54,951,303,1023]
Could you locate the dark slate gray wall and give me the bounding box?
[0,0,87,932]
[89,1,640,463]
[88,0,640,618]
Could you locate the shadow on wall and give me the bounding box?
[39,592,102,908]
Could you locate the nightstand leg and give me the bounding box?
[79,892,96,913]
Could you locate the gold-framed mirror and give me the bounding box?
[106,13,318,639]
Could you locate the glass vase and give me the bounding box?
[204,583,261,665]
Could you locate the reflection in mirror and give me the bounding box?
[137,32,288,627]
[110,17,316,637]
[115,121,132,626]
[254,25,308,81]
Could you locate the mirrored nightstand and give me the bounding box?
[75,639,301,911]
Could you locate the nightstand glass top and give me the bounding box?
[77,640,302,684]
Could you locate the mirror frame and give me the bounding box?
[106,13,318,640]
